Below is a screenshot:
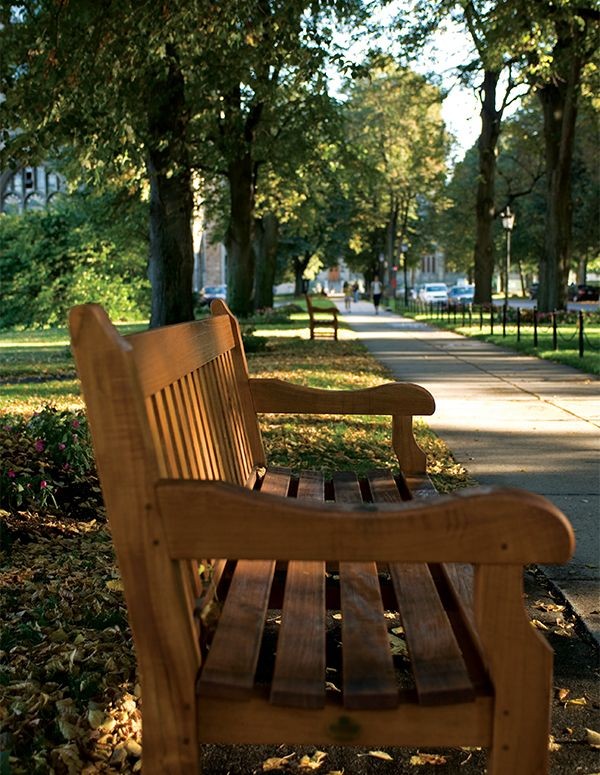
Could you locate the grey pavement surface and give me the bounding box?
[335,299,600,646]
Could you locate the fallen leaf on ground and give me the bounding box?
[410,752,447,765]
[262,753,295,770]
[555,687,570,702]
[548,735,562,752]
[389,634,408,657]
[531,619,549,630]
[565,697,587,707]
[585,728,600,748]
[299,751,327,769]
[359,751,393,761]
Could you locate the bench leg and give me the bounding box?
[475,566,553,775]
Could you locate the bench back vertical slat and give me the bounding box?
[189,370,221,479]
[211,301,266,468]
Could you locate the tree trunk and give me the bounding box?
[254,213,279,309]
[146,46,194,327]
[537,47,581,312]
[225,154,256,317]
[473,69,501,306]
[293,253,311,297]
[147,164,195,327]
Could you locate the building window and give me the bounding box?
[24,168,35,191]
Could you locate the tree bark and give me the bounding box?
[293,252,312,297]
[146,45,194,328]
[473,69,501,305]
[225,154,256,317]
[254,213,279,309]
[537,40,581,312]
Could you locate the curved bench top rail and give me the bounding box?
[127,315,235,398]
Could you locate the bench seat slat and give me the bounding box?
[389,563,476,705]
[198,559,275,699]
[332,472,398,709]
[271,561,326,708]
[271,470,326,708]
[340,560,399,709]
[368,470,476,706]
[260,467,293,497]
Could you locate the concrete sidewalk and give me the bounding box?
[336,300,600,644]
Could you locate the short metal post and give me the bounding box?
[502,304,507,337]
[533,308,538,347]
[579,311,584,357]
[552,312,557,350]
[479,306,483,330]
[517,307,521,341]
[490,305,494,335]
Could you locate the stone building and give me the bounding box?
[0,165,65,214]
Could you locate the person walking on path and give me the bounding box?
[343,281,352,311]
[371,274,383,314]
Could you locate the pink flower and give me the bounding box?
[34,439,45,452]
[62,463,70,471]
[72,419,80,429]
[40,480,47,489]
[58,443,66,450]
[7,469,16,479]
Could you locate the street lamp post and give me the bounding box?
[500,206,515,307]
[401,243,409,306]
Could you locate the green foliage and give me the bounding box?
[341,59,449,278]
[0,405,101,517]
[0,192,150,329]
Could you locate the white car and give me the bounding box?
[418,283,448,304]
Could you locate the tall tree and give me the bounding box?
[395,0,524,304]
[342,60,449,287]
[1,1,201,326]
[193,1,369,316]
[515,1,599,310]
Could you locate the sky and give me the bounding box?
[332,6,483,161]
[416,22,482,158]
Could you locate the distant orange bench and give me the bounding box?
[70,301,574,775]
[305,294,339,340]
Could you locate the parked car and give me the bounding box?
[447,285,474,305]
[410,285,423,301]
[418,283,448,304]
[569,284,599,302]
[199,284,227,306]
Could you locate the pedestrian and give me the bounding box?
[352,281,359,303]
[343,281,352,311]
[371,274,383,314]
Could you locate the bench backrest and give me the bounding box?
[69,301,265,748]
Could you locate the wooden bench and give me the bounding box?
[69,301,574,775]
[305,294,339,339]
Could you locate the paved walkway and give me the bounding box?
[336,300,600,644]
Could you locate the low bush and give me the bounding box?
[0,405,103,519]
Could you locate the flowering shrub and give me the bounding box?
[0,405,103,518]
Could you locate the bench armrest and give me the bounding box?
[249,378,435,416]
[155,479,574,565]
